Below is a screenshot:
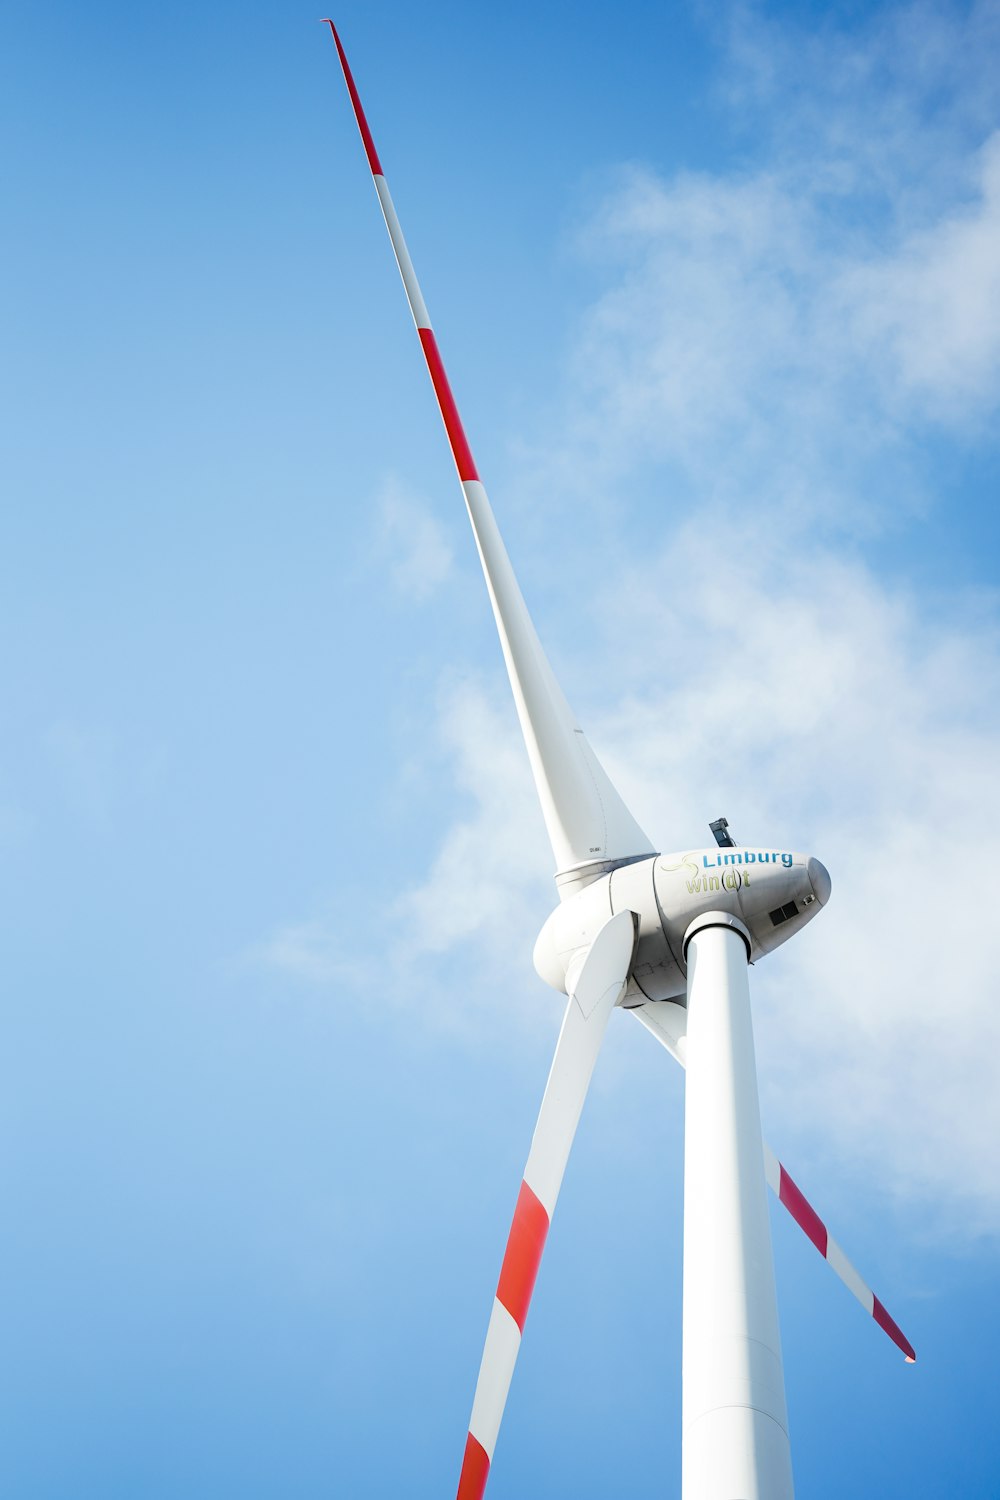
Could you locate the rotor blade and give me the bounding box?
[323,23,654,884]
[457,910,637,1500]
[761,1147,916,1362]
[629,995,688,1066]
[629,1001,916,1362]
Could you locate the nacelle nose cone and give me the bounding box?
[807,856,832,906]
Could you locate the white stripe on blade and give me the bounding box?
[826,1235,875,1314]
[762,1142,782,1195]
[372,175,431,329]
[468,1299,521,1461]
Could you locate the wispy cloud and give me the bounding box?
[260,2,1000,1228]
[590,527,1000,1235]
[326,521,1000,1226]
[841,131,1000,421]
[257,678,551,1040]
[392,681,551,963]
[255,908,363,987]
[374,473,454,603]
[390,1,1000,1222]
[531,2,1000,532]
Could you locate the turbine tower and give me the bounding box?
[323,25,914,1500]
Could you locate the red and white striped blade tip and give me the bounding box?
[321,20,385,181]
[771,1156,916,1362]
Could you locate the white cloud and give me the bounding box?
[255,909,363,987]
[257,678,551,1040]
[261,2,1000,1230]
[343,525,1000,1230]
[375,473,454,603]
[842,131,1000,420]
[590,527,1000,1236]
[393,682,550,964]
[534,4,1000,531]
[261,516,1000,1224]
[562,152,1000,517]
[382,3,1000,1224]
[720,0,1000,205]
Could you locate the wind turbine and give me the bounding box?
[323,24,915,1500]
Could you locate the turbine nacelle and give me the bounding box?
[534,847,832,1001]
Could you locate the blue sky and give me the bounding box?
[3,1,1000,1495]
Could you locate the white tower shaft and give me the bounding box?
[682,917,793,1500]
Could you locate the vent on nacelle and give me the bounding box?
[769,901,799,927]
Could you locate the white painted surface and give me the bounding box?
[762,1142,782,1195]
[461,480,654,876]
[630,996,688,1065]
[468,1298,521,1460]
[364,135,655,879]
[523,910,636,1214]
[372,174,431,329]
[463,910,636,1471]
[682,919,793,1500]
[826,1236,876,1314]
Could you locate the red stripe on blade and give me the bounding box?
[323,22,384,177]
[495,1180,549,1334]
[418,328,480,482]
[873,1295,916,1362]
[456,1432,490,1500]
[778,1165,828,1257]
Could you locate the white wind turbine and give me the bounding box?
[323,24,915,1500]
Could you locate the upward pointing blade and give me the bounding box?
[324,23,655,883]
